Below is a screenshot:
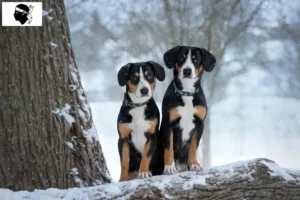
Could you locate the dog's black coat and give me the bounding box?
[160,45,216,172]
[117,62,165,181]
[117,94,164,174]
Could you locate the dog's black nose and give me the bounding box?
[183,68,192,77]
[140,87,149,95]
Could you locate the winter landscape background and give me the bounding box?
[64,0,300,182]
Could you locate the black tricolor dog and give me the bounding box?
[117,61,165,181]
[160,45,216,174]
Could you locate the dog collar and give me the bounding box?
[173,81,199,96]
[124,93,151,108]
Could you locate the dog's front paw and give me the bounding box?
[119,174,130,182]
[137,171,152,179]
[189,164,203,172]
[164,165,177,175]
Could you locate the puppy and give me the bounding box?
[117,61,165,182]
[160,45,216,174]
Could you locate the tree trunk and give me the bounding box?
[4,159,300,199]
[0,0,110,191]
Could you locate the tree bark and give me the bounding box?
[3,159,300,199]
[0,0,110,191]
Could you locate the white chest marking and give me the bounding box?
[178,96,196,142]
[179,50,198,93]
[127,105,150,153]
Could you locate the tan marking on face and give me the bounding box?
[169,107,180,122]
[150,79,156,92]
[118,123,132,139]
[135,72,139,77]
[175,63,182,74]
[128,80,138,94]
[164,131,174,165]
[119,141,130,182]
[183,54,186,58]
[188,131,199,166]
[144,71,148,76]
[192,55,196,59]
[139,140,152,172]
[147,118,158,134]
[194,66,203,77]
[194,105,206,120]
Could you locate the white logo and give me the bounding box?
[2,2,42,26]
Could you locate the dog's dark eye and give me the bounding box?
[132,76,138,81]
[147,73,153,79]
[192,55,198,62]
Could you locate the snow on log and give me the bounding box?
[1,158,300,200]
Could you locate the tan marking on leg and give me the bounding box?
[128,171,138,180]
[194,105,206,120]
[147,118,158,134]
[164,131,174,166]
[188,131,199,165]
[138,118,158,174]
[118,123,132,139]
[139,140,152,172]
[150,79,156,92]
[128,80,138,93]
[169,107,180,122]
[119,142,130,182]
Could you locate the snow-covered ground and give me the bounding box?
[91,96,300,182]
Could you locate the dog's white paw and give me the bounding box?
[189,164,203,172]
[164,165,177,175]
[137,171,152,179]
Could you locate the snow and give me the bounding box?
[42,9,53,21]
[69,64,79,83]
[70,168,87,188]
[78,108,87,122]
[49,42,57,48]
[53,103,75,125]
[210,96,300,170]
[82,123,99,143]
[2,159,297,199]
[76,88,91,123]
[42,9,53,16]
[90,96,300,182]
[0,187,88,200]
[65,142,75,151]
[260,160,295,181]
[69,63,97,143]
[1,158,299,199]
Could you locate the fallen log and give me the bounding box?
[1,158,300,200]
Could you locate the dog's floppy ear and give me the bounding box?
[199,48,216,72]
[147,61,165,81]
[163,45,181,69]
[117,63,131,86]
